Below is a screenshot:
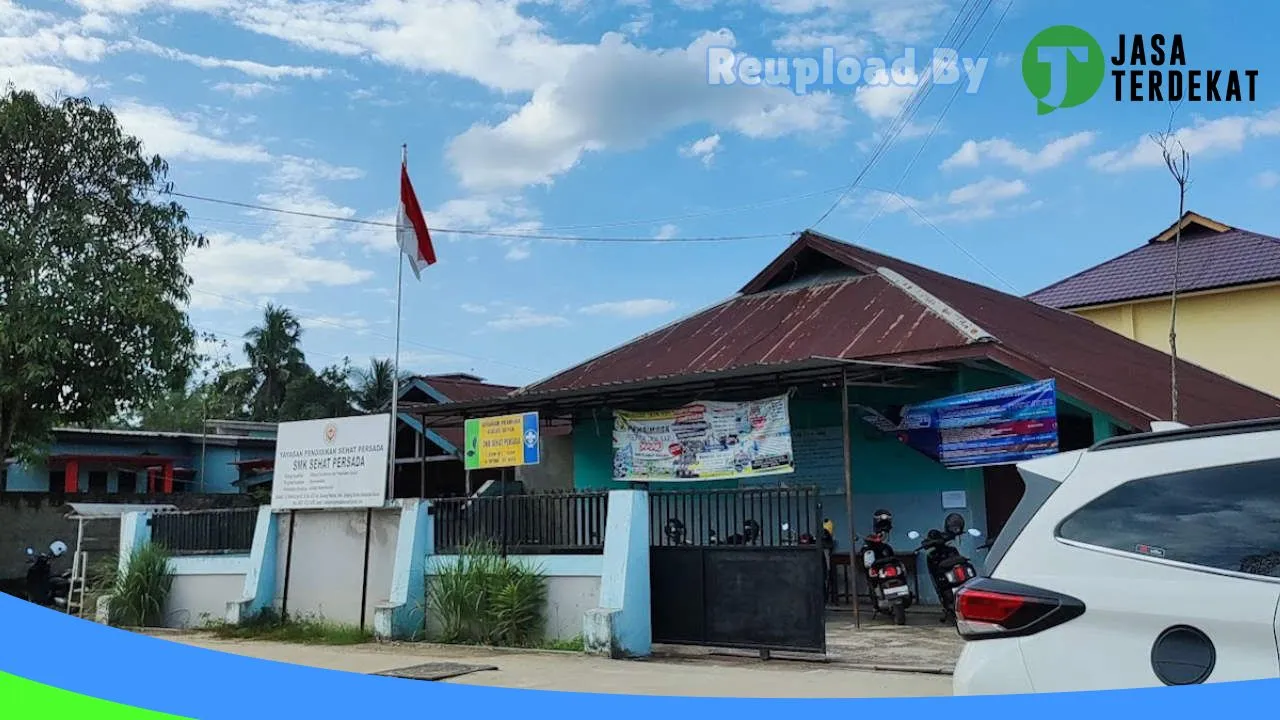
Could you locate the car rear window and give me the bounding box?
[1056,458,1280,578]
[981,467,1061,575]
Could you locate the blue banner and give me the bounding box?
[897,379,1059,468]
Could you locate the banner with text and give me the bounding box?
[464,412,541,470]
[612,395,795,482]
[271,414,390,510]
[897,379,1059,468]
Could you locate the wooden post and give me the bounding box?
[840,369,861,629]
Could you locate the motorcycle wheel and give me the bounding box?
[892,604,906,626]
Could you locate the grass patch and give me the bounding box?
[539,635,585,652]
[109,543,174,628]
[206,609,371,645]
[427,540,549,648]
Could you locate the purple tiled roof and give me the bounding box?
[1029,223,1280,309]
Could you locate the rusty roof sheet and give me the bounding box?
[524,273,976,396]
[423,375,517,403]
[516,231,1280,429]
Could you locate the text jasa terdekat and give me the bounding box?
[1112,34,1258,103]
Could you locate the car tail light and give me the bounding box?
[880,565,899,578]
[954,577,1085,641]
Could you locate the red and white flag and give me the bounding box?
[397,162,437,278]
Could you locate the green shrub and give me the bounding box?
[427,540,548,648]
[110,543,174,628]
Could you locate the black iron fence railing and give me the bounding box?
[150,508,258,556]
[649,486,823,547]
[430,491,609,555]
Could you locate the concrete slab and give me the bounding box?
[824,609,964,673]
[155,633,952,698]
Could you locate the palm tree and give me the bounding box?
[351,357,414,413]
[243,304,306,421]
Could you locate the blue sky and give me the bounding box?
[5,0,1279,388]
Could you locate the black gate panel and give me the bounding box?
[704,547,825,652]
[650,548,705,643]
[649,487,826,654]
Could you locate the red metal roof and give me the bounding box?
[519,231,1280,428]
[420,374,517,403]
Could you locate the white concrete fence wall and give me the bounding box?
[112,491,653,657]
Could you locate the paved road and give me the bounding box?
[161,635,952,698]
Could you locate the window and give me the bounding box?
[87,471,109,494]
[118,471,139,494]
[1057,458,1280,579]
[48,470,66,492]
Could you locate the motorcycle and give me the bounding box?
[906,512,982,624]
[858,509,913,625]
[709,519,761,545]
[25,541,74,609]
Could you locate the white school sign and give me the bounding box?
[271,414,391,510]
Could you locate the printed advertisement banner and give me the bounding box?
[271,414,390,510]
[896,379,1059,469]
[612,395,795,482]
[464,411,541,470]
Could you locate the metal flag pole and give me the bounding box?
[387,144,407,502]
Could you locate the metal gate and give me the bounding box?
[649,487,826,654]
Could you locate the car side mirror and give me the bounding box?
[968,528,982,537]
[907,531,920,540]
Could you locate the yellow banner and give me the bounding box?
[464,412,538,470]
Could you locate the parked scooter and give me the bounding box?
[858,509,913,625]
[24,541,73,609]
[709,519,761,545]
[907,513,982,624]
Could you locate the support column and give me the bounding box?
[584,489,650,658]
[374,499,431,641]
[1091,412,1116,444]
[227,507,280,624]
[162,462,174,494]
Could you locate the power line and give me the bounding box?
[190,288,545,374]
[850,0,1017,293]
[156,189,794,244]
[808,0,989,229]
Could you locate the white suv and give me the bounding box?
[953,418,1280,694]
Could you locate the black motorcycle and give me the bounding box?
[858,509,913,625]
[907,513,982,624]
[25,541,73,609]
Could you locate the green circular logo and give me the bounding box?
[1022,25,1105,115]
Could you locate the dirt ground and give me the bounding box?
[158,633,954,698]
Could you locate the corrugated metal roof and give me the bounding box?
[424,375,518,403]
[517,230,1280,429]
[1028,214,1280,309]
[524,274,976,395]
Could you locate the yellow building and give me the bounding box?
[1029,211,1280,398]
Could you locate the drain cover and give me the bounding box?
[376,662,498,682]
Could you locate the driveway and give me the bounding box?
[157,633,952,698]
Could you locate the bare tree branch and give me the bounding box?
[1148,100,1191,422]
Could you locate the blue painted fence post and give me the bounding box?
[584,489,650,658]
[226,507,279,624]
[374,499,432,641]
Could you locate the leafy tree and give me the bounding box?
[242,304,306,422]
[0,89,203,488]
[278,361,355,421]
[351,357,413,413]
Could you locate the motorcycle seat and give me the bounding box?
[936,555,970,570]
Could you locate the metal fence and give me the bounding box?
[430,491,609,555]
[151,508,258,556]
[649,486,824,547]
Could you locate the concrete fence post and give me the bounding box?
[584,488,651,658]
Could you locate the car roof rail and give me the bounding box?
[1090,416,1280,452]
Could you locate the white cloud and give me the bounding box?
[679,133,721,166]
[447,30,843,191]
[300,314,371,334]
[1257,170,1280,189]
[856,177,1035,224]
[186,232,374,303]
[126,39,329,80]
[942,132,1098,173]
[212,81,277,98]
[770,17,871,56]
[853,67,918,121]
[579,298,677,317]
[485,307,569,331]
[1090,109,1280,172]
[113,101,271,162]
[653,223,679,240]
[0,64,89,96]
[460,303,489,314]
[762,0,946,45]
[620,13,652,37]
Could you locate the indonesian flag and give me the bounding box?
[397,162,437,278]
